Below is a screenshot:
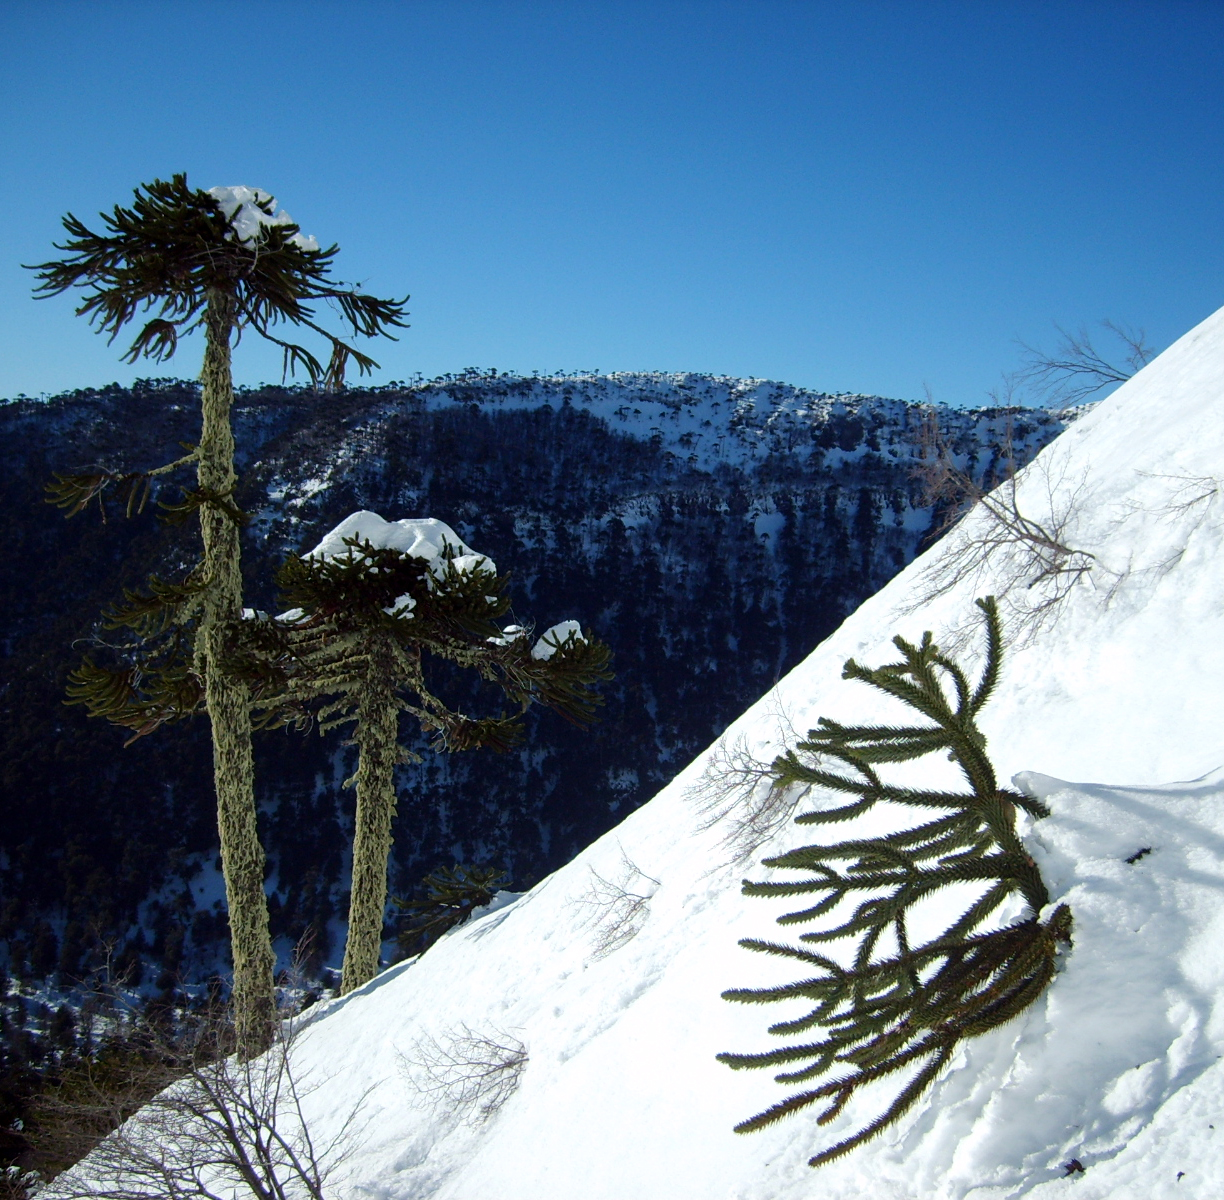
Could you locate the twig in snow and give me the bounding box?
[399,1026,527,1125]
[578,848,660,959]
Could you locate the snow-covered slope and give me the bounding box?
[104,307,1224,1197]
[277,305,1224,1199]
[403,369,1063,475]
[282,306,1224,1198]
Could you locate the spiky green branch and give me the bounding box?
[718,597,1071,1167]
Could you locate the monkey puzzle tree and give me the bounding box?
[30,176,410,1055]
[244,512,612,994]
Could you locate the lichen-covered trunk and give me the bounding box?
[200,289,276,1056]
[341,640,400,994]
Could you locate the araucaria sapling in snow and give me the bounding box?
[718,596,1071,1167]
[29,176,409,1056]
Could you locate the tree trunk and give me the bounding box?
[340,637,400,994]
[199,289,276,1057]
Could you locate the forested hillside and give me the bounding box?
[0,372,1073,996]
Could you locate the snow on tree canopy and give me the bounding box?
[531,619,586,660]
[206,185,320,252]
[304,511,496,579]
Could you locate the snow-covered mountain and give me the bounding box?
[0,374,1069,993]
[258,305,1224,1199]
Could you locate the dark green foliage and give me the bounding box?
[392,865,509,957]
[31,172,414,743]
[32,175,411,744]
[29,174,409,750]
[28,174,409,388]
[239,532,610,992]
[45,467,156,522]
[718,597,1072,1167]
[62,570,209,742]
[29,173,411,1055]
[251,535,614,751]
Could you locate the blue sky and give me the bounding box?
[1,0,1221,406]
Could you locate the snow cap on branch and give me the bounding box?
[207,185,320,252]
[532,620,585,660]
[305,511,496,578]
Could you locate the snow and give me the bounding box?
[301,513,589,645]
[486,624,527,647]
[65,303,1224,1197]
[300,511,496,620]
[530,619,585,660]
[304,510,496,578]
[206,185,320,253]
[402,371,1070,479]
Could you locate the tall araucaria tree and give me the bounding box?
[243,512,613,994]
[29,176,410,1056]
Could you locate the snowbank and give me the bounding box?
[290,303,1224,1198]
[305,510,496,578]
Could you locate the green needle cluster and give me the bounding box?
[719,597,1071,1167]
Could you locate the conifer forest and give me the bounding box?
[0,372,1068,1068]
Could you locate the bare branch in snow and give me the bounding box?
[578,848,660,959]
[399,1026,527,1125]
[689,733,805,866]
[34,999,367,1200]
[906,410,1096,647]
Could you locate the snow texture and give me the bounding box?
[303,511,492,620]
[402,372,1066,479]
[78,305,1224,1197]
[206,185,320,253]
[530,619,585,660]
[304,510,496,579]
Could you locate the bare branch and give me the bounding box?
[32,992,367,1200]
[905,413,1096,647]
[688,733,806,866]
[1014,320,1152,407]
[577,848,660,959]
[1131,471,1222,522]
[398,1026,527,1125]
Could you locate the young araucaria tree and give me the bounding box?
[30,177,409,1055]
[718,597,1071,1167]
[244,511,612,994]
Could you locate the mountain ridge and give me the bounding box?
[0,373,1073,998]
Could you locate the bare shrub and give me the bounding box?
[578,850,660,959]
[1131,471,1222,526]
[1015,319,1152,406]
[30,940,364,1200]
[689,730,808,867]
[907,408,1096,645]
[33,1002,364,1200]
[903,315,1155,642]
[1097,470,1224,584]
[399,1026,527,1125]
